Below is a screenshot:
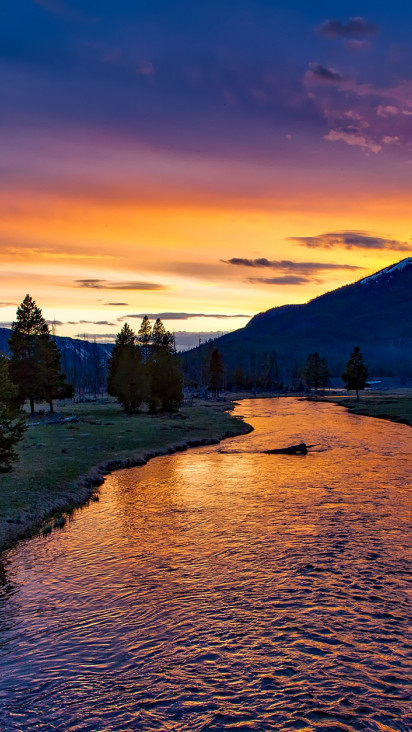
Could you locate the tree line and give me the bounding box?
[0,297,186,471]
[107,318,183,413]
[0,294,370,472]
[188,343,369,399]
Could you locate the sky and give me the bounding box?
[2,0,412,348]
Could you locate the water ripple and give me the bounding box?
[0,399,411,731]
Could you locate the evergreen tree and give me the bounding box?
[342,346,369,401]
[108,323,146,412]
[8,295,73,414]
[0,356,26,472]
[137,315,152,361]
[146,319,182,412]
[151,318,167,350]
[148,348,183,412]
[208,347,224,397]
[305,352,330,393]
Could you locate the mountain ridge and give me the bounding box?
[182,257,412,386]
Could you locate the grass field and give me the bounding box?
[321,391,412,426]
[0,399,252,553]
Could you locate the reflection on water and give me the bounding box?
[1,399,411,731]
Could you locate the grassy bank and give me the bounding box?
[320,391,412,426]
[0,399,253,553]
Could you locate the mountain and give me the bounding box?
[181,258,412,387]
[0,329,113,395]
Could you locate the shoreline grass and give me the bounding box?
[316,391,412,426]
[0,399,253,554]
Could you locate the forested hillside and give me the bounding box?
[181,259,412,388]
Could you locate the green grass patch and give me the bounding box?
[321,391,412,426]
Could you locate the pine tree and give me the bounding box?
[108,323,146,412]
[137,315,152,361]
[342,346,369,401]
[151,318,167,350]
[148,349,183,412]
[0,356,26,472]
[8,295,73,414]
[305,352,330,394]
[146,319,182,412]
[208,348,224,398]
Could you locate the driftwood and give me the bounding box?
[266,442,317,455]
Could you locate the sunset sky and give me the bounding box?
[2,0,412,347]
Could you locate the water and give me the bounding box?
[1,399,411,731]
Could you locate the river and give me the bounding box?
[0,399,411,731]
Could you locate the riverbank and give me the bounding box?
[318,391,412,426]
[0,400,253,553]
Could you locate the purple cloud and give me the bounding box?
[289,231,412,251]
[75,279,167,291]
[317,18,377,38]
[223,258,362,273]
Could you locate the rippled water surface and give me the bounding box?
[1,399,411,731]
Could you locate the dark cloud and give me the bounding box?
[289,231,412,251]
[317,17,377,38]
[104,302,129,306]
[247,276,312,286]
[75,279,167,290]
[223,258,362,273]
[307,63,345,83]
[46,320,64,326]
[118,312,250,321]
[0,302,16,308]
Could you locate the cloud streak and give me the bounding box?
[289,231,412,251]
[223,258,362,273]
[66,320,117,326]
[75,279,167,291]
[247,275,313,286]
[119,312,250,321]
[74,333,116,341]
[306,63,346,84]
[317,18,377,38]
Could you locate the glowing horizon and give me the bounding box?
[2,2,412,340]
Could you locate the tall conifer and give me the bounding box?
[108,323,146,412]
[8,295,73,414]
[137,315,152,361]
[146,319,182,412]
[0,356,26,472]
[342,346,369,400]
[208,348,224,397]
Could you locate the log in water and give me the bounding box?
[1,399,411,731]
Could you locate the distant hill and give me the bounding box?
[181,258,412,388]
[0,329,113,395]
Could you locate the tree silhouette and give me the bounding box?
[305,352,330,393]
[208,347,224,397]
[137,315,152,362]
[342,346,369,400]
[108,323,146,412]
[147,320,182,412]
[8,295,73,414]
[0,356,26,472]
[151,318,167,350]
